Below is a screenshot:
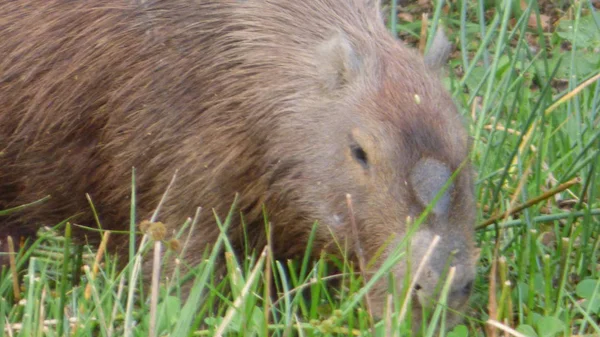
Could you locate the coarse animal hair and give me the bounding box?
[0,0,478,330]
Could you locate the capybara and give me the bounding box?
[0,0,477,328]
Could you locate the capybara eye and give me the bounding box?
[350,143,369,169]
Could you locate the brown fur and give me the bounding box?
[0,0,477,328]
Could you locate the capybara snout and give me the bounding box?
[0,0,477,328]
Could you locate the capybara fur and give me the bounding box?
[0,0,477,328]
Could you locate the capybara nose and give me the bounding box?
[461,279,474,296]
[446,276,476,309]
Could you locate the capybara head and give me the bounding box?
[0,0,476,329]
[262,29,478,324]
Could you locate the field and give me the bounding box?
[1,0,599,336]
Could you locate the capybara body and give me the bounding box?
[0,0,477,327]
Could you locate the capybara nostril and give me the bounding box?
[462,280,474,296]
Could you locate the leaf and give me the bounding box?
[463,67,487,93]
[556,16,600,49]
[535,316,565,337]
[516,324,538,337]
[531,312,544,326]
[581,298,600,314]
[513,281,529,305]
[447,324,469,337]
[158,296,182,328]
[398,13,414,23]
[209,307,265,335]
[535,50,600,80]
[528,13,551,31]
[575,279,600,300]
[141,296,182,335]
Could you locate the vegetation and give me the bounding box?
[2,0,599,336]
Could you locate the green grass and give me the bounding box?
[2,0,600,336]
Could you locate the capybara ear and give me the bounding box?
[424,27,453,71]
[315,32,362,92]
[365,0,383,17]
[409,157,453,218]
[365,0,382,9]
[364,0,387,24]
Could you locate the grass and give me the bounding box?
[2,0,600,336]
